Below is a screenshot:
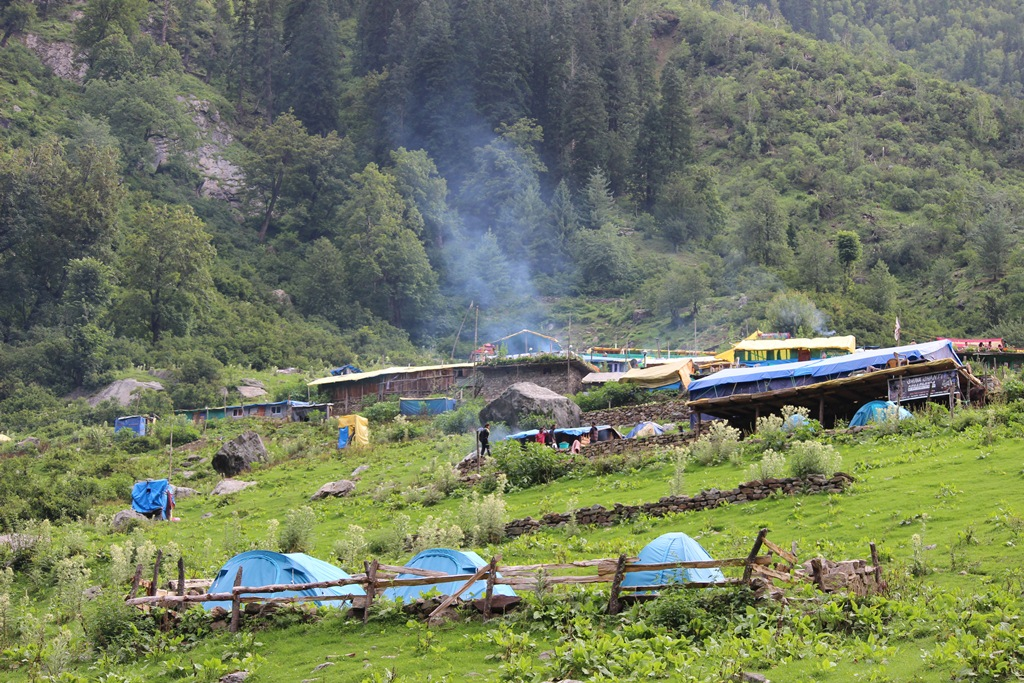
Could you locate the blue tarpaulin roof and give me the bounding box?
[505,425,614,441]
[382,548,517,602]
[622,532,725,590]
[131,479,170,518]
[204,550,364,610]
[689,341,960,401]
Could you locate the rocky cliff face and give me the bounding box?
[21,34,86,82]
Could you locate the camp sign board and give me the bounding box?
[888,370,958,402]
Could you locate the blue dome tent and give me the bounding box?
[622,533,725,591]
[625,421,665,438]
[382,548,517,603]
[849,400,913,427]
[204,550,364,611]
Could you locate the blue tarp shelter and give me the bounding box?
[399,397,457,416]
[382,548,517,603]
[782,414,811,431]
[849,400,913,427]
[504,425,621,444]
[622,532,725,591]
[625,422,665,438]
[204,550,364,611]
[689,341,961,402]
[115,415,148,436]
[131,479,172,519]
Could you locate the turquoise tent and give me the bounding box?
[849,400,912,427]
[622,532,725,591]
[382,548,517,603]
[204,550,364,611]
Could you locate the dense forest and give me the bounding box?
[2,0,1024,418]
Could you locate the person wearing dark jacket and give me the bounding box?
[479,423,491,457]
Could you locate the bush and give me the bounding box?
[83,592,156,650]
[460,487,507,545]
[747,449,786,481]
[382,415,426,442]
[151,415,201,446]
[362,400,400,423]
[644,586,757,639]
[432,402,483,435]
[410,515,464,553]
[489,441,573,489]
[787,441,842,478]
[573,382,655,412]
[332,525,367,570]
[278,506,316,553]
[690,421,741,466]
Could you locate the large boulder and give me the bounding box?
[479,382,583,430]
[112,509,148,531]
[212,431,267,476]
[210,479,257,496]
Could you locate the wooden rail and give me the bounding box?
[126,529,863,627]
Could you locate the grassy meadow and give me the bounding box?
[1,402,1023,682]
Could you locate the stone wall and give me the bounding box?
[474,364,588,401]
[504,473,854,538]
[583,399,690,427]
[583,431,695,457]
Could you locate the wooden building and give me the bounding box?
[307,364,474,412]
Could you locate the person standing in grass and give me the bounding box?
[479,423,491,457]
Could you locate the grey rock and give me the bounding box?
[87,379,164,407]
[219,672,249,683]
[311,480,356,501]
[210,479,257,496]
[212,431,267,476]
[236,385,268,399]
[82,586,103,600]
[174,487,199,498]
[312,662,335,672]
[201,512,214,519]
[351,464,370,478]
[112,509,148,531]
[239,378,265,389]
[479,382,583,430]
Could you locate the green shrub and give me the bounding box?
[573,382,655,412]
[644,586,757,639]
[690,421,741,466]
[362,400,400,423]
[460,486,507,545]
[516,412,550,431]
[118,435,161,453]
[382,415,426,442]
[151,416,201,446]
[410,515,464,553]
[83,592,156,650]
[489,441,573,489]
[277,506,316,553]
[332,525,367,570]
[747,449,787,481]
[787,441,842,478]
[432,402,482,435]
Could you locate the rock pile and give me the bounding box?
[582,400,690,427]
[800,557,882,596]
[505,473,854,538]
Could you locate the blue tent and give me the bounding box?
[382,548,517,603]
[399,397,457,416]
[204,550,364,611]
[625,422,665,438]
[849,400,913,427]
[115,415,148,436]
[131,479,172,519]
[622,533,725,591]
[782,413,811,432]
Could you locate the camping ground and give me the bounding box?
[1,402,1023,682]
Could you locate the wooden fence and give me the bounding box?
[125,529,859,630]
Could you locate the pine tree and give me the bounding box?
[281,0,342,135]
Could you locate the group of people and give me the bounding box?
[477,422,601,457]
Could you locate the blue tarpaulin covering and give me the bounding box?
[505,425,619,443]
[622,532,725,591]
[849,401,913,427]
[382,548,516,603]
[689,341,961,401]
[115,415,147,436]
[399,397,457,416]
[131,479,171,519]
[337,427,350,449]
[625,422,665,438]
[204,550,364,611]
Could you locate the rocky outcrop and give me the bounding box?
[504,473,855,538]
[479,383,582,430]
[310,480,356,501]
[212,431,267,476]
[87,379,164,407]
[180,97,243,201]
[20,34,86,82]
[112,509,148,531]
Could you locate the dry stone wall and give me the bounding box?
[583,400,690,427]
[583,431,694,457]
[504,473,854,538]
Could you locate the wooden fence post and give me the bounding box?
[742,528,768,585]
[870,542,883,587]
[230,566,243,633]
[177,557,185,597]
[149,550,163,597]
[363,560,378,624]
[606,554,628,615]
[128,563,144,599]
[483,556,498,619]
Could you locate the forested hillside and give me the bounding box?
[2,0,1024,418]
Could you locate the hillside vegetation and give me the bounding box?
[0,400,1023,681]
[2,0,1024,419]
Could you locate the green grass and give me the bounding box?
[4,408,1024,682]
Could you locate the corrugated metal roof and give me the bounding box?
[307,363,474,387]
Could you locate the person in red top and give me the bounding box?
[536,428,547,444]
